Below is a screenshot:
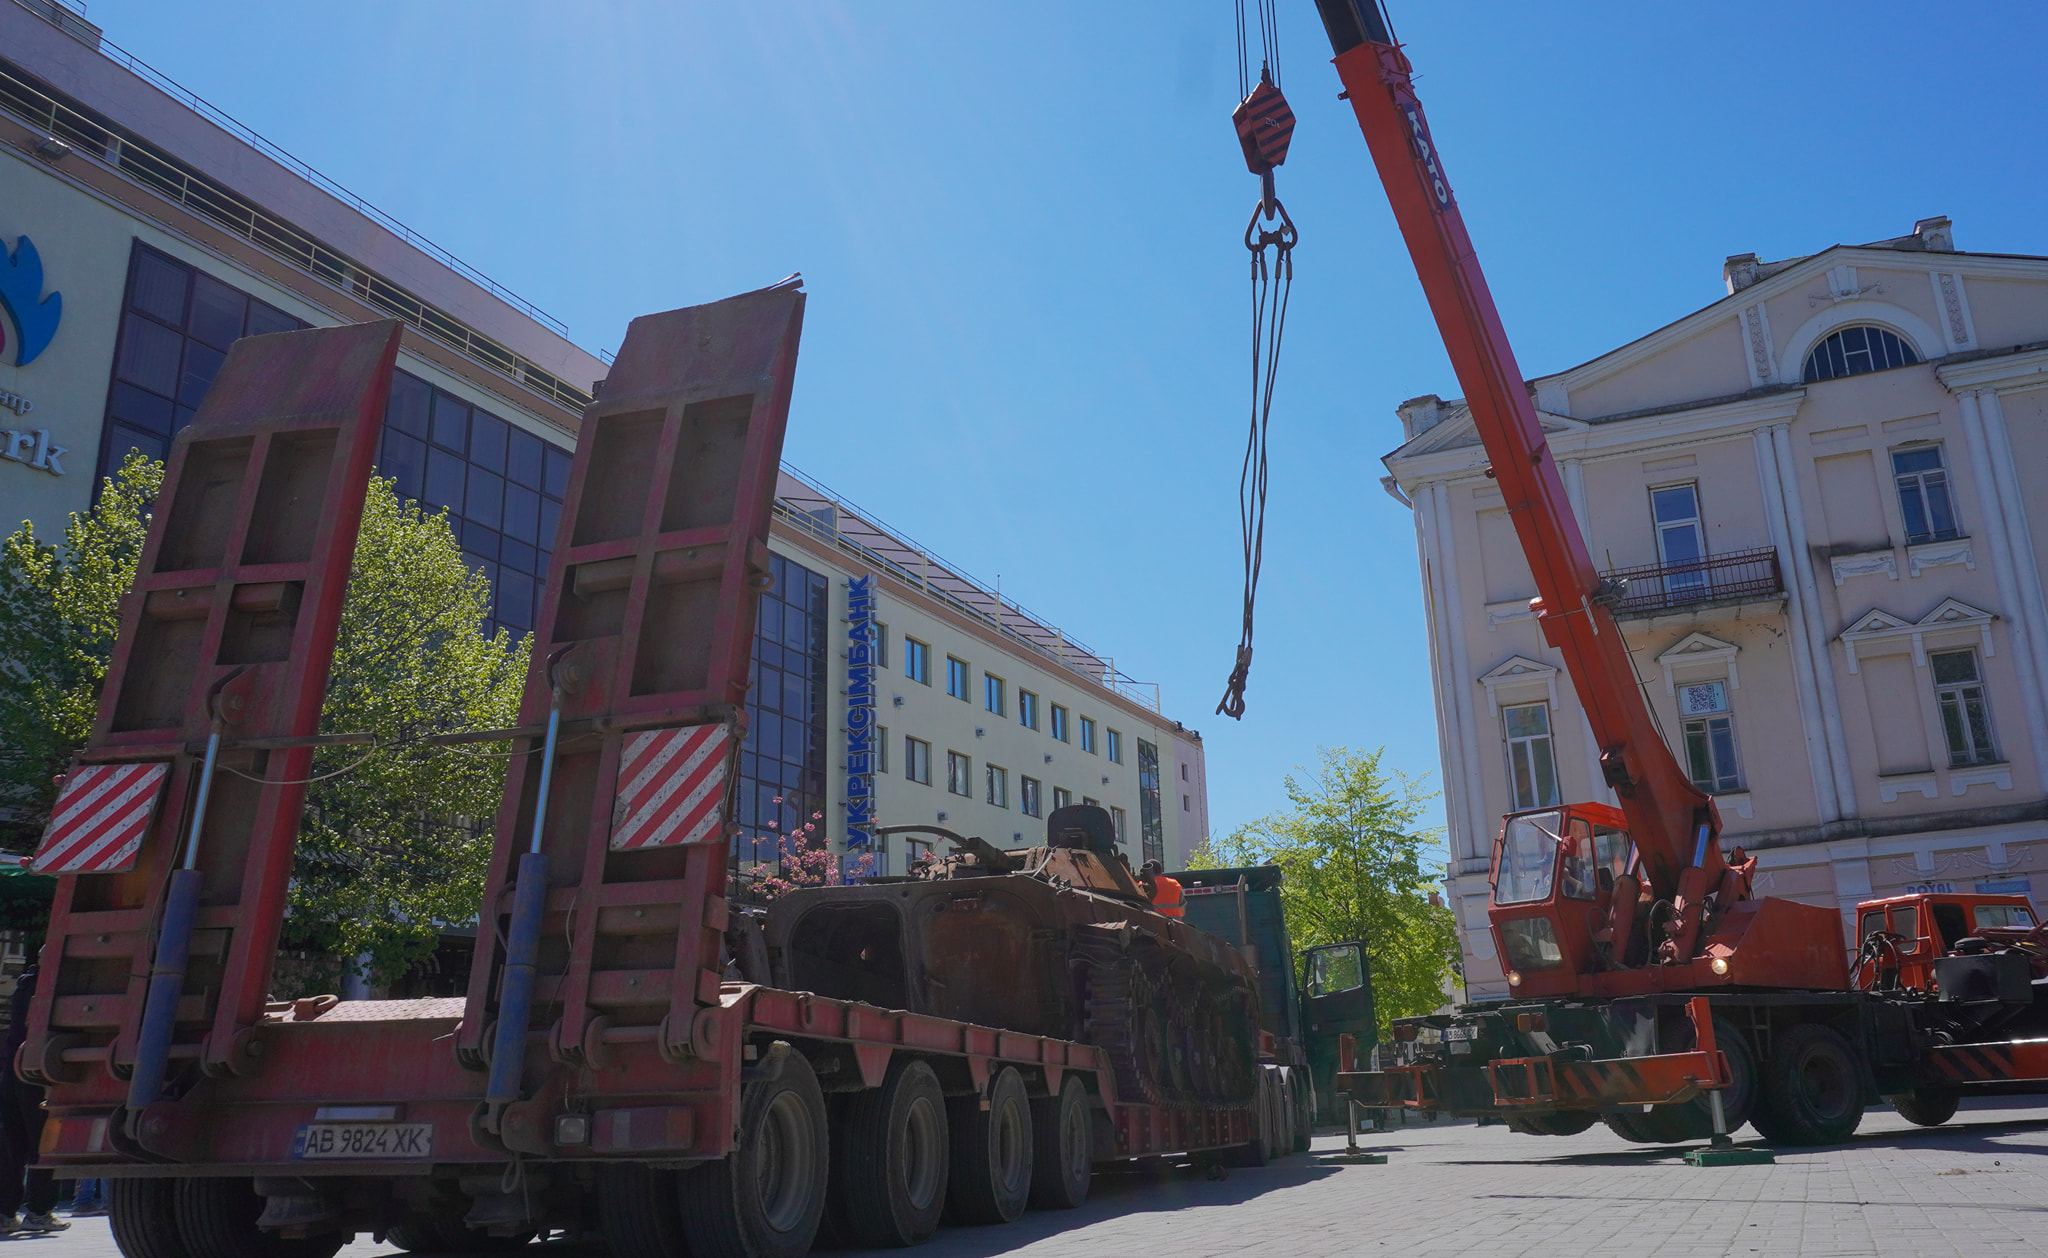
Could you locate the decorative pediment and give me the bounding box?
[1655,632,1741,694]
[1396,406,1587,459]
[1478,654,1558,712]
[1839,599,1996,673]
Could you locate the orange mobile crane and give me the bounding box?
[1307,0,2048,1146]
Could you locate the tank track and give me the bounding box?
[1074,925,1258,1108]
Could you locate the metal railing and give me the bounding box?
[0,47,594,415]
[771,467,1164,715]
[1602,546,1783,618]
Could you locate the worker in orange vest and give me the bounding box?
[1140,860,1185,918]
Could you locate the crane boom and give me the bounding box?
[1309,1,1716,901]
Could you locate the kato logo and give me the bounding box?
[1400,103,1454,212]
[0,235,62,366]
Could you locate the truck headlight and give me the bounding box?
[1507,970,1522,987]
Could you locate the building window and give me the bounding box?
[737,554,830,871]
[377,369,570,636]
[1138,739,1164,865]
[905,835,934,866]
[876,727,889,775]
[1183,794,1191,811]
[1083,796,1100,808]
[1931,649,1999,767]
[1107,729,1123,764]
[947,656,970,700]
[1053,786,1072,811]
[985,674,1006,716]
[1678,681,1742,793]
[986,764,1009,808]
[1650,483,1707,600]
[904,638,930,685]
[905,736,932,785]
[1079,717,1096,753]
[1802,325,1919,383]
[1051,705,1069,742]
[1021,776,1042,818]
[1181,763,1189,781]
[1111,806,1127,845]
[100,242,307,486]
[873,623,890,669]
[947,751,972,796]
[1019,689,1039,730]
[1503,702,1560,811]
[1891,445,1959,545]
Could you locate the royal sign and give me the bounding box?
[844,575,877,850]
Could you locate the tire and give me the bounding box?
[1602,1109,1671,1144]
[1272,1072,1296,1158]
[1028,1075,1093,1211]
[1752,1023,1865,1146]
[387,1214,533,1253]
[381,1220,446,1253]
[598,1162,687,1258]
[1504,1110,1598,1136]
[676,1049,831,1258]
[945,1065,1033,1225]
[1651,1016,1757,1141]
[111,1178,192,1258]
[1888,1088,1960,1128]
[837,1058,951,1246]
[1291,1070,1314,1153]
[174,1179,343,1258]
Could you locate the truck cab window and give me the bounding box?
[1306,944,1365,997]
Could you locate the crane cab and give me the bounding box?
[1488,803,1637,999]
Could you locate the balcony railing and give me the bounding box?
[1602,546,1783,618]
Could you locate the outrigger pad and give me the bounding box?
[1684,1145,1775,1166]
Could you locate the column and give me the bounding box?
[1431,482,1492,871]
[1978,390,2048,714]
[1412,480,1473,864]
[1753,426,1841,823]
[1956,391,2048,788]
[1771,424,1859,817]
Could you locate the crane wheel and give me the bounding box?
[676,1049,830,1258]
[1886,1088,1960,1128]
[109,1178,188,1258]
[946,1065,1035,1225]
[1752,1023,1865,1146]
[835,1058,951,1246]
[174,1178,344,1258]
[1505,1110,1597,1136]
[1028,1074,1094,1210]
[597,1163,687,1258]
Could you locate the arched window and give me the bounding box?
[1802,325,1919,383]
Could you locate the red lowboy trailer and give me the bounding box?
[24,286,1279,1258]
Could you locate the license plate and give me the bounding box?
[293,1122,433,1159]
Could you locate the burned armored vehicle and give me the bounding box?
[758,805,1263,1108]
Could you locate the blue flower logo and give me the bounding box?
[0,236,63,366]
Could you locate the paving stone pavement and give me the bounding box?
[28,1097,2048,1258]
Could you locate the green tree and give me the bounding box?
[290,478,529,985]
[0,455,528,985]
[1192,746,1458,1038]
[0,450,163,847]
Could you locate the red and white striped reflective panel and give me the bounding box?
[33,762,171,874]
[610,724,731,851]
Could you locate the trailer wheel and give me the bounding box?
[1291,1070,1315,1153]
[110,1178,191,1258]
[1886,1088,1959,1128]
[174,1178,343,1258]
[1028,1074,1093,1210]
[946,1065,1034,1225]
[835,1057,950,1246]
[597,1162,688,1258]
[388,1211,534,1252]
[1753,1023,1864,1146]
[677,1049,830,1258]
[1505,1110,1597,1136]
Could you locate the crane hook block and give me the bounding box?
[1233,80,1296,175]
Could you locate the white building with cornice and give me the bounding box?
[1382,217,2048,999]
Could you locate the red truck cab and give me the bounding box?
[1855,892,2040,993]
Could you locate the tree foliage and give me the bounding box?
[0,456,528,986]
[1191,746,1457,1038]
[290,478,528,984]
[0,450,163,847]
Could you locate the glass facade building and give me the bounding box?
[736,553,831,871]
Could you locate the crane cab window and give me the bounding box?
[1929,901,1968,948]
[1859,910,1887,942]
[1560,817,1598,901]
[1890,904,1921,950]
[1493,810,1561,906]
[1976,904,2037,931]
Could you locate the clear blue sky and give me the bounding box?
[89,0,2048,849]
